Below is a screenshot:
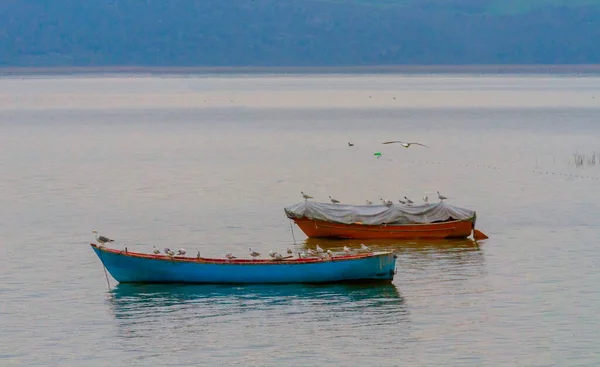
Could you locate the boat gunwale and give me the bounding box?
[90,244,392,265]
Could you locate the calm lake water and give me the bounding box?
[1,74,599,366]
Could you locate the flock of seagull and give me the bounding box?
[93,229,190,256]
[92,229,373,261]
[301,191,448,206]
[91,138,437,261]
[240,243,372,261]
[153,246,186,257]
[302,138,446,206]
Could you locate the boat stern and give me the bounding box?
[372,251,398,281]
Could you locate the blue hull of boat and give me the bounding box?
[91,245,397,284]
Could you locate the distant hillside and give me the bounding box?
[1,0,600,67]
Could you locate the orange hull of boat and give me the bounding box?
[292,218,474,239]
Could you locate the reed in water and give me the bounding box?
[571,151,600,167]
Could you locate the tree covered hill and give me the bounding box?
[1,0,599,67]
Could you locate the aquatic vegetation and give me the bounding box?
[571,151,600,167]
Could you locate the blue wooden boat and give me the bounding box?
[90,244,397,284]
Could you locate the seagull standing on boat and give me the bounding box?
[164,247,171,254]
[249,248,261,259]
[329,196,340,204]
[92,230,114,246]
[226,252,236,260]
[326,250,333,258]
[286,247,293,255]
[343,246,351,255]
[404,196,414,205]
[382,140,430,148]
[274,253,283,261]
[268,250,277,258]
[177,248,186,256]
[437,191,448,201]
[316,244,324,254]
[361,243,371,252]
[307,249,317,257]
[380,198,393,206]
[301,191,313,201]
[366,200,373,205]
[423,196,429,204]
[398,199,407,205]
[153,246,160,255]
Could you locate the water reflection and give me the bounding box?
[303,237,481,253]
[304,237,486,279]
[107,282,405,319]
[104,282,412,362]
[109,282,403,307]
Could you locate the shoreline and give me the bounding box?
[3,64,600,76]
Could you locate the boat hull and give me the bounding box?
[91,245,397,284]
[292,217,474,239]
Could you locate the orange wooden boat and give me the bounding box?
[290,217,475,239]
[285,201,479,240]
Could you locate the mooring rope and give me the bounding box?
[289,219,297,245]
[96,248,111,291]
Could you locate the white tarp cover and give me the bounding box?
[284,201,476,225]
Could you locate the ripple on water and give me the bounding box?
[98,283,411,365]
[3,76,600,366]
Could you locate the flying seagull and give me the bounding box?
[382,141,430,148]
[348,142,354,146]
[92,230,114,245]
[301,191,313,200]
[437,191,448,201]
[329,196,340,204]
